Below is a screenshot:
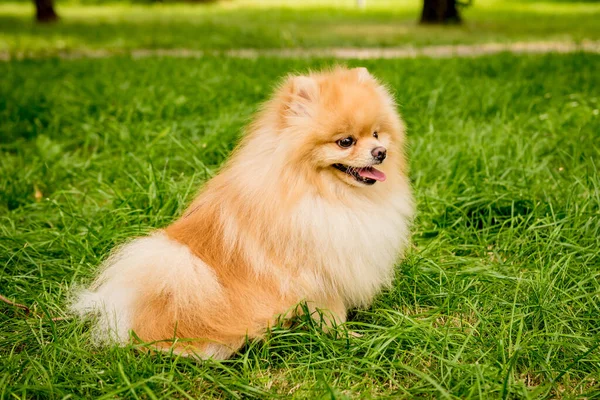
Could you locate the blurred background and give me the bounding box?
[2,0,599,57]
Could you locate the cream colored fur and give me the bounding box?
[71,67,414,359]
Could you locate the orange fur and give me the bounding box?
[72,67,414,359]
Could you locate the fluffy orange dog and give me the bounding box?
[72,67,414,359]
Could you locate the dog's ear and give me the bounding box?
[285,75,319,118]
[353,67,373,83]
[291,76,319,102]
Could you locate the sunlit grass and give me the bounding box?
[1,0,599,55]
[1,53,599,398]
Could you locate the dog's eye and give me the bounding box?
[337,137,355,148]
[373,131,379,139]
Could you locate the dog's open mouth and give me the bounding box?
[332,164,386,185]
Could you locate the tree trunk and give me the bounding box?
[420,0,461,24]
[34,0,58,23]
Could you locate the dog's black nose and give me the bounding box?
[371,146,387,162]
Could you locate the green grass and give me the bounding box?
[1,53,599,398]
[2,0,600,56]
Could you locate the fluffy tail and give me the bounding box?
[70,231,222,346]
[70,236,149,344]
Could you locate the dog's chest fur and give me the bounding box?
[288,189,413,307]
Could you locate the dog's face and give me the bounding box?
[317,112,394,188]
[277,67,405,189]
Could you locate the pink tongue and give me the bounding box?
[358,167,386,181]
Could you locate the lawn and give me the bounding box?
[1,52,599,398]
[1,0,600,56]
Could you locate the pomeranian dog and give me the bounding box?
[72,67,414,359]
